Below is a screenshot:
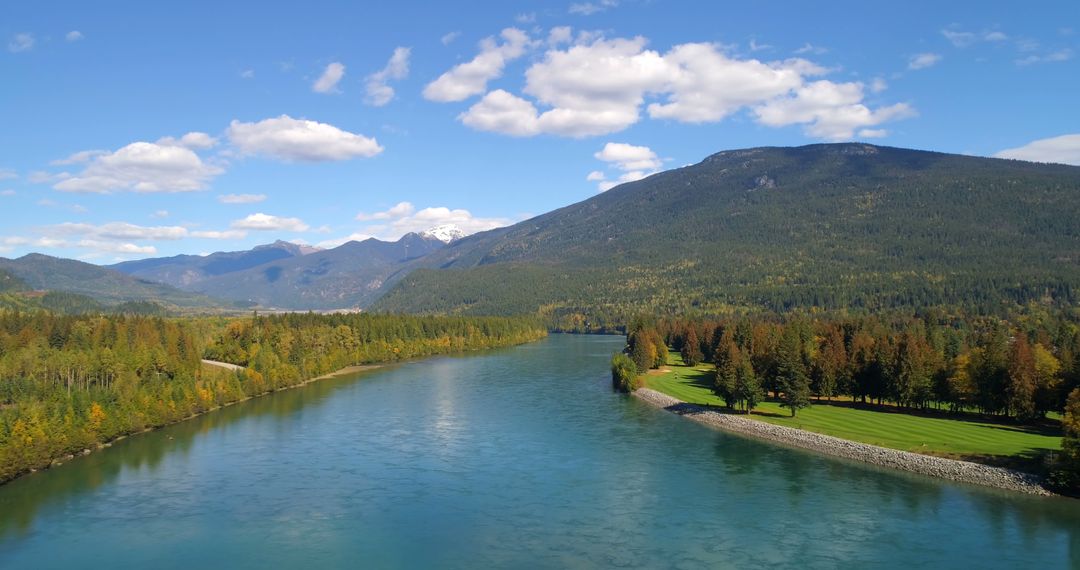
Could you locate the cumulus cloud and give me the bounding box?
[594,142,661,170]
[423,28,531,102]
[908,53,942,70]
[754,80,915,140]
[588,142,662,191]
[451,33,912,140]
[8,33,34,53]
[156,131,217,150]
[65,31,83,42]
[994,134,1080,166]
[365,47,411,106]
[356,201,415,221]
[441,31,461,45]
[190,229,248,240]
[942,29,977,48]
[227,115,383,161]
[218,193,267,204]
[312,62,346,93]
[53,139,223,193]
[231,213,310,232]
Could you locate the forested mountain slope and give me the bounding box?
[109,240,316,288]
[371,144,1080,318]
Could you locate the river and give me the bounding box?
[0,334,1076,568]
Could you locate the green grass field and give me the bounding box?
[643,352,1063,467]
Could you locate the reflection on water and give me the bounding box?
[0,335,1076,569]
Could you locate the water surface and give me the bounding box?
[0,335,1077,568]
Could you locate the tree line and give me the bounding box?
[614,312,1080,492]
[0,311,545,484]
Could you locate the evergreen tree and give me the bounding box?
[681,327,703,366]
[776,329,811,417]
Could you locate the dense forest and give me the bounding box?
[617,312,1080,491]
[373,145,1080,321]
[0,311,545,484]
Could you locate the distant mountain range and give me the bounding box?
[4,143,1079,318]
[0,253,222,309]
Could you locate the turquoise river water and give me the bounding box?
[0,334,1077,568]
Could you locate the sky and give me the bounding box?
[1,0,1078,262]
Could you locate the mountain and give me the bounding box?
[109,240,317,288]
[0,254,224,309]
[186,232,447,309]
[419,224,467,243]
[370,143,1080,319]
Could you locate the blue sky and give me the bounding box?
[1,0,1077,261]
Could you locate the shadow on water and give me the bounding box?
[0,366,387,539]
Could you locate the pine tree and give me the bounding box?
[681,327,703,366]
[776,329,811,417]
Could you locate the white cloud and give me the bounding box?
[365,47,411,106]
[191,230,248,240]
[423,28,531,102]
[51,150,108,165]
[794,43,828,55]
[156,131,217,150]
[858,128,888,138]
[453,35,910,140]
[227,115,383,161]
[231,213,310,232]
[240,69,255,79]
[151,210,169,219]
[316,232,376,248]
[994,134,1080,166]
[569,0,617,15]
[65,31,83,42]
[52,222,189,241]
[515,13,536,24]
[459,89,542,136]
[218,193,267,204]
[594,142,661,170]
[1016,49,1073,66]
[441,31,460,45]
[753,80,915,140]
[0,168,15,180]
[647,44,814,123]
[356,201,415,221]
[548,26,573,46]
[908,52,942,70]
[75,240,157,255]
[984,31,1008,42]
[0,190,15,196]
[870,78,888,93]
[588,142,662,191]
[942,29,978,47]
[313,62,346,93]
[8,33,34,53]
[53,140,223,193]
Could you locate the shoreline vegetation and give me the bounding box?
[632,387,1052,496]
[0,312,546,486]
[613,314,1080,495]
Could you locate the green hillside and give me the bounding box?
[0,253,224,310]
[371,144,1080,318]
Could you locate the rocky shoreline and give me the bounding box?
[632,387,1054,497]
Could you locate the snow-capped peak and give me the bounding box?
[419,224,467,243]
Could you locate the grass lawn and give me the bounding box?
[643,352,1063,467]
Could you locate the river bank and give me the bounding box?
[6,361,386,486]
[632,387,1055,496]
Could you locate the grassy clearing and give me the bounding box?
[643,352,1063,466]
